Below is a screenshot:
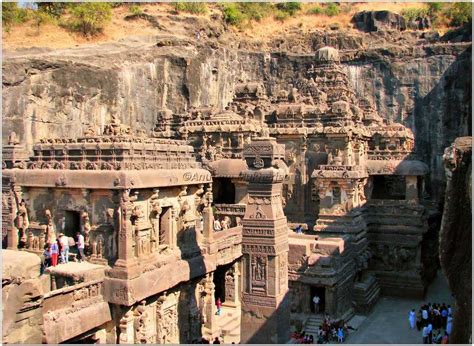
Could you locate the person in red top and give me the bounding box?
[216,297,222,316]
[50,237,59,266]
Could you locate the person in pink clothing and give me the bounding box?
[216,297,222,316]
[50,237,59,266]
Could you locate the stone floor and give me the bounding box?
[346,271,454,344]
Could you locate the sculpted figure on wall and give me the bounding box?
[81,211,91,246]
[16,200,29,231]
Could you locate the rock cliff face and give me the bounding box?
[439,137,472,344]
[2,26,471,200]
[2,250,45,344]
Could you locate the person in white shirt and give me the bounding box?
[59,233,69,264]
[213,219,221,231]
[313,294,320,313]
[76,231,85,262]
[422,326,429,344]
[409,309,416,329]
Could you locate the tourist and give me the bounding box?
[422,325,429,344]
[433,305,441,330]
[427,323,433,344]
[50,238,59,267]
[409,308,416,329]
[312,294,320,313]
[42,245,51,273]
[309,335,314,344]
[421,305,429,326]
[433,330,443,344]
[59,233,70,264]
[337,327,344,343]
[212,337,220,344]
[441,304,448,328]
[216,297,222,316]
[76,231,85,262]
[441,332,449,344]
[295,225,303,234]
[213,219,221,231]
[445,314,453,335]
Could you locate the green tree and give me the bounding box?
[324,3,340,17]
[276,2,301,16]
[444,2,472,27]
[36,2,67,18]
[67,2,112,36]
[2,2,29,31]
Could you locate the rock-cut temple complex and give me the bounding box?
[2,47,443,343]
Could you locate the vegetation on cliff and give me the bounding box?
[1,2,472,50]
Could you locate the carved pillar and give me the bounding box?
[112,189,138,279]
[7,183,21,249]
[119,309,135,344]
[202,273,219,339]
[240,136,290,344]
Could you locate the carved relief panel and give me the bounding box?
[250,255,267,294]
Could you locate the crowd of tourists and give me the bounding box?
[41,231,85,272]
[290,315,356,344]
[409,303,453,344]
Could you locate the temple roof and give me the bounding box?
[206,158,248,178]
[366,159,429,175]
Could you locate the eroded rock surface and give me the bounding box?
[440,136,472,344]
[2,250,44,344]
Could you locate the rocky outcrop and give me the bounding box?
[352,11,407,32]
[2,250,45,344]
[439,137,472,344]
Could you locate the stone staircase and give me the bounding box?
[303,314,324,338]
[217,306,241,344]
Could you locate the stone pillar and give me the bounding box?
[202,273,219,339]
[240,136,290,344]
[118,309,135,344]
[7,183,21,249]
[405,175,419,203]
[112,189,138,278]
[232,179,248,204]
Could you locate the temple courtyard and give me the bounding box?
[346,271,454,344]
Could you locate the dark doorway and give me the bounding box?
[310,286,325,313]
[213,265,228,303]
[64,210,81,238]
[371,175,406,200]
[213,178,235,204]
[159,207,172,246]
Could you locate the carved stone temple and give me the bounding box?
[2,47,441,344]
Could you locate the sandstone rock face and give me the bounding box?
[2,250,44,344]
[439,137,472,344]
[2,31,471,202]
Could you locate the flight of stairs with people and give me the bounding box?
[303,315,325,338]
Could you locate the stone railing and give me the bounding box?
[213,204,246,230]
[43,279,111,344]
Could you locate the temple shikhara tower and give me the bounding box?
[2,46,444,344]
